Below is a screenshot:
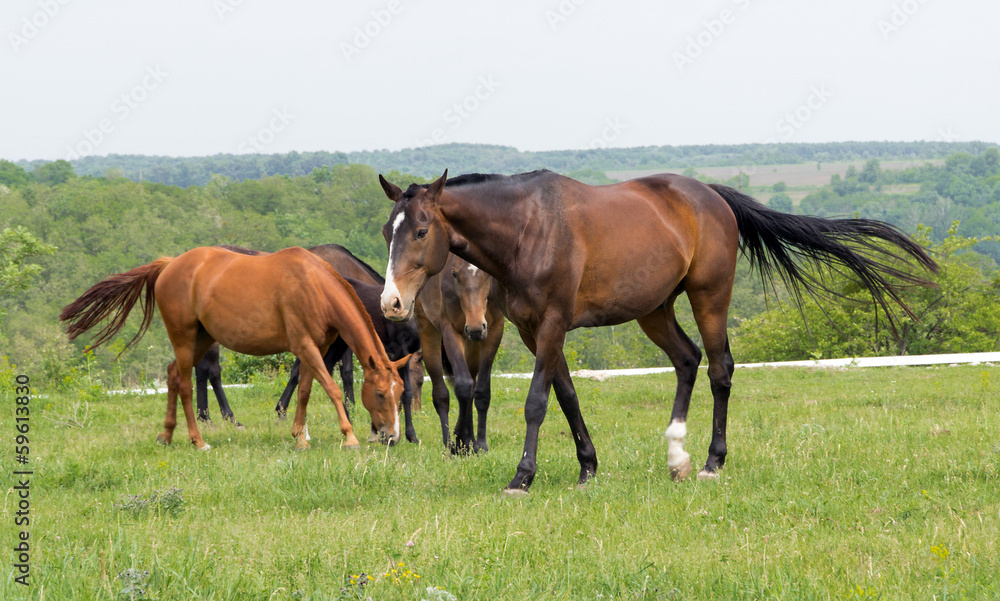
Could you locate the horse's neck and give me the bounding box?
[326,287,388,372]
[441,187,533,287]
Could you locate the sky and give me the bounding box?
[2,0,997,161]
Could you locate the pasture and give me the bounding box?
[3,364,998,600]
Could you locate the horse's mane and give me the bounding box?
[403,170,553,198]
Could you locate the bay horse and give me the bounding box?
[416,253,504,453]
[378,170,937,493]
[61,246,410,450]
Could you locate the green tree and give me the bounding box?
[0,226,57,324]
[768,193,793,213]
[732,222,1000,361]
[35,160,76,185]
[0,160,33,189]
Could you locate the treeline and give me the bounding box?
[1,148,998,396]
[14,141,994,188]
[793,150,1000,262]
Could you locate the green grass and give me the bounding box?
[3,365,998,600]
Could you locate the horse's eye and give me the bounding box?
[416,229,428,239]
[451,270,458,278]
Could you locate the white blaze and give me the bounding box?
[468,264,479,275]
[381,212,406,310]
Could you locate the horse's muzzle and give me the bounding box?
[464,322,488,341]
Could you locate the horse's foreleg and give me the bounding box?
[209,359,240,428]
[505,323,566,494]
[195,361,211,423]
[292,363,313,449]
[275,360,300,419]
[297,343,358,449]
[442,325,474,454]
[471,320,504,453]
[337,348,355,412]
[398,363,418,444]
[420,326,451,449]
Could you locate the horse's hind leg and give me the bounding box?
[160,334,215,450]
[637,295,703,481]
[159,360,181,445]
[687,287,735,480]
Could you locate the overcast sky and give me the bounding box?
[2,0,997,161]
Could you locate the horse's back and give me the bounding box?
[308,244,384,285]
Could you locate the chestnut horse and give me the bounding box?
[61,246,409,450]
[378,170,937,493]
[192,244,401,423]
[416,253,504,453]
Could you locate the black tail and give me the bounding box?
[709,184,938,330]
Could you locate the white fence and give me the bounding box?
[497,351,1000,380]
[114,351,999,394]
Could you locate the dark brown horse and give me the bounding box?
[416,253,504,453]
[378,170,937,493]
[61,246,409,450]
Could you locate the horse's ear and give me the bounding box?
[427,169,448,201]
[391,354,412,371]
[379,174,403,202]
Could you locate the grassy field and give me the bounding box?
[2,364,998,600]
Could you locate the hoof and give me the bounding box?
[197,443,212,451]
[344,443,361,451]
[235,423,246,431]
[156,434,171,446]
[697,469,719,481]
[503,488,529,498]
[474,441,489,454]
[669,454,693,481]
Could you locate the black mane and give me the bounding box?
[404,170,553,197]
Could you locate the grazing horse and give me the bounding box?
[378,170,937,493]
[192,244,401,424]
[61,246,409,450]
[416,253,504,453]
[274,277,422,443]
